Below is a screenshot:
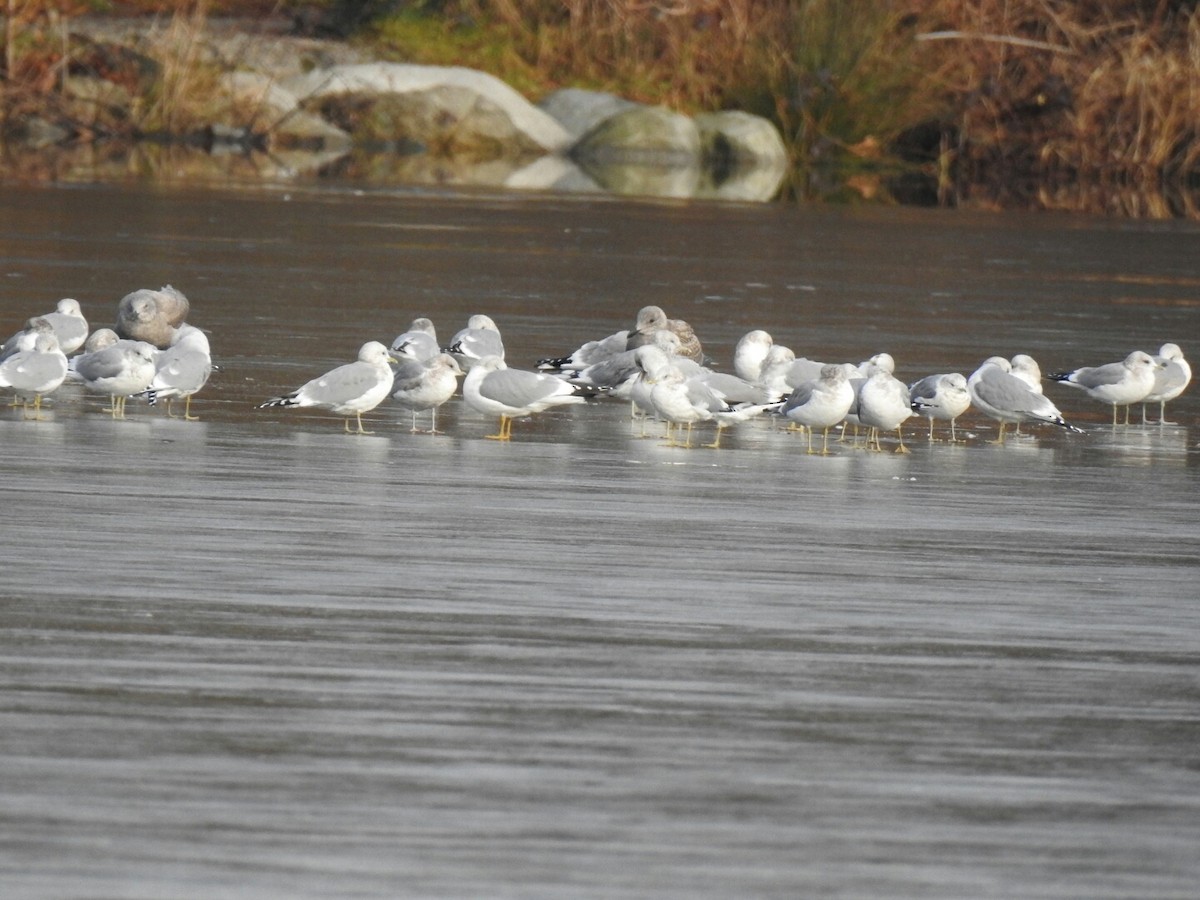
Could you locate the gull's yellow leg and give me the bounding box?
[486,415,510,440]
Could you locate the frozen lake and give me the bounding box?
[2,184,1199,897]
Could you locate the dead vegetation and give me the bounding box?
[3,0,1200,216]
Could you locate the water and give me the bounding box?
[2,184,1199,898]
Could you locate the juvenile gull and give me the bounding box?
[781,364,856,454]
[389,349,462,433]
[115,285,190,349]
[463,355,589,440]
[909,372,971,442]
[134,324,213,420]
[1048,350,1161,425]
[74,338,158,418]
[259,341,395,434]
[1141,343,1191,424]
[390,317,440,362]
[969,357,1082,442]
[0,332,69,419]
[445,314,505,372]
[625,305,704,363]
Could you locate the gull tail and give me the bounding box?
[259,392,300,409]
[1049,414,1085,434]
[536,354,572,371]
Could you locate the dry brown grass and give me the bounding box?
[914,0,1200,213]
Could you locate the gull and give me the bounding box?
[693,370,776,448]
[74,338,158,418]
[567,331,683,399]
[625,305,704,363]
[646,367,724,449]
[444,314,505,372]
[757,345,798,397]
[858,370,914,453]
[732,330,775,383]
[1010,354,1043,392]
[389,349,462,434]
[1,316,55,364]
[115,285,190,349]
[909,372,971,442]
[65,328,119,382]
[462,355,589,440]
[390,317,440,362]
[1007,354,1043,433]
[0,332,69,419]
[41,298,89,354]
[2,299,88,356]
[134,324,213,420]
[1047,350,1161,425]
[969,357,1082,442]
[259,341,395,434]
[781,364,856,454]
[1141,343,1191,424]
[537,327,629,372]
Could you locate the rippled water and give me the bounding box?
[2,184,1199,898]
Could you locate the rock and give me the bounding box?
[538,88,639,142]
[218,71,352,151]
[6,117,73,149]
[571,104,701,166]
[64,76,134,134]
[282,63,571,158]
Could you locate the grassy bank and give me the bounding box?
[3,1,1200,216]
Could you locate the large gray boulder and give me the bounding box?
[571,104,701,166]
[218,71,353,151]
[281,63,571,159]
[538,88,639,142]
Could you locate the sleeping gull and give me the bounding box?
[115,285,190,349]
[1047,350,1161,425]
[908,372,971,442]
[259,341,395,434]
[389,349,462,433]
[3,300,88,356]
[0,332,69,419]
[463,355,589,440]
[969,356,1083,442]
[858,370,914,453]
[390,317,440,362]
[134,324,213,420]
[732,330,775,383]
[74,338,158,418]
[537,327,629,372]
[1141,343,1191,424]
[781,364,856,454]
[645,366,723,449]
[445,314,505,372]
[1,316,55,365]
